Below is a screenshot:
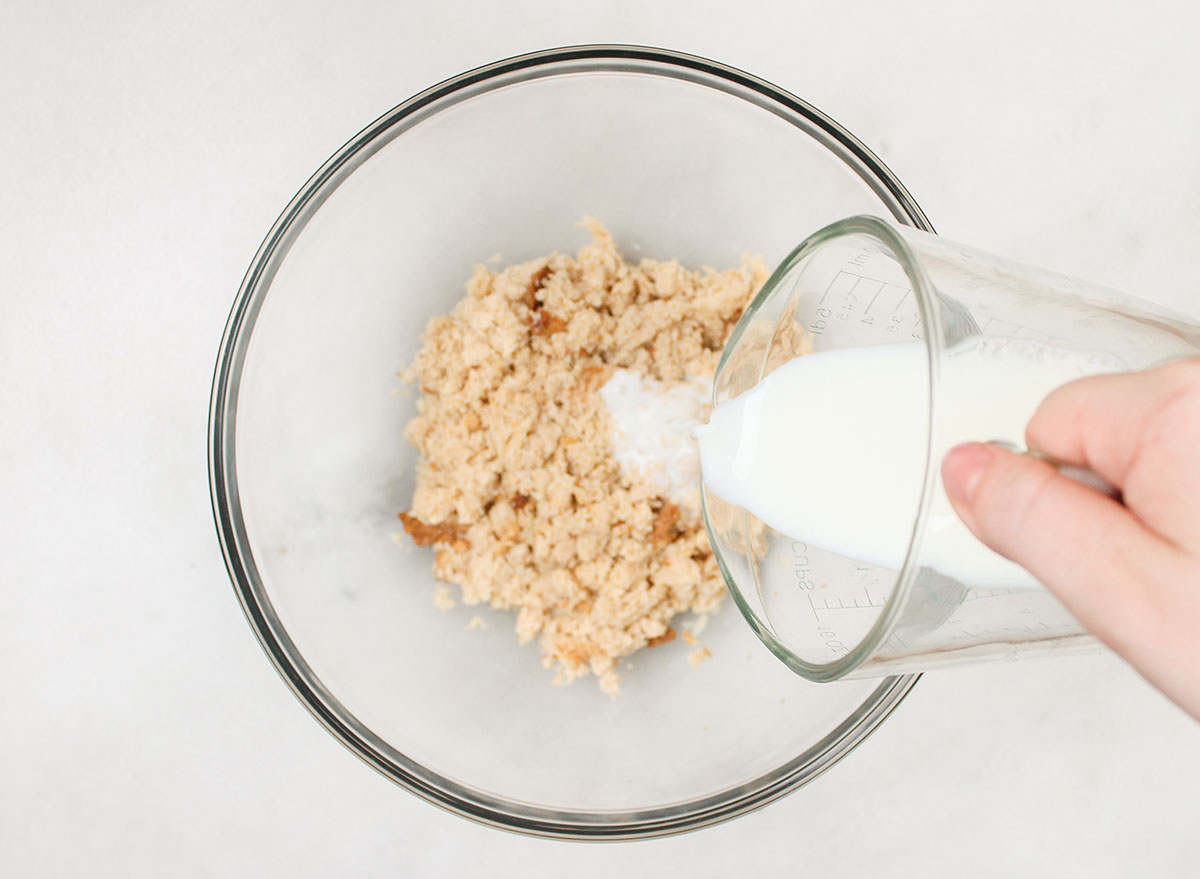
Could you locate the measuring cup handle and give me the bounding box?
[989,441,1121,500]
[1046,459,1120,499]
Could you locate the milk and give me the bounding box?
[695,338,1123,589]
[600,369,711,516]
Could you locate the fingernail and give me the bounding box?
[942,442,995,507]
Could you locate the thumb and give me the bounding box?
[940,442,1171,651]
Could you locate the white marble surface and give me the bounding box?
[3,2,1199,876]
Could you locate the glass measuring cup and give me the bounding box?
[703,215,1200,681]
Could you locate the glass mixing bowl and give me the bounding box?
[209,45,928,840]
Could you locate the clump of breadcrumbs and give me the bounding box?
[399,219,766,695]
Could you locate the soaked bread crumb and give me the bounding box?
[431,583,456,611]
[400,219,764,694]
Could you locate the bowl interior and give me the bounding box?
[227,58,913,818]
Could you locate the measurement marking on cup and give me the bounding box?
[820,270,892,305]
[980,316,1058,345]
[811,594,888,611]
[819,271,848,304]
[963,587,1025,601]
[864,285,883,315]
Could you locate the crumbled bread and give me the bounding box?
[398,511,469,547]
[646,627,677,648]
[465,616,487,631]
[650,502,682,545]
[688,648,713,668]
[432,584,456,611]
[400,219,765,693]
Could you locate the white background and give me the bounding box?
[3,2,1199,876]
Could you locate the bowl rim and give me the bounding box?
[208,43,929,841]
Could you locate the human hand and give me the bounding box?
[941,358,1200,721]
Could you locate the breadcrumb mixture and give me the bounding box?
[399,219,765,695]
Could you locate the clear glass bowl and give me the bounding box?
[209,45,928,840]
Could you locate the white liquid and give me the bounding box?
[696,339,1123,589]
[600,369,710,516]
